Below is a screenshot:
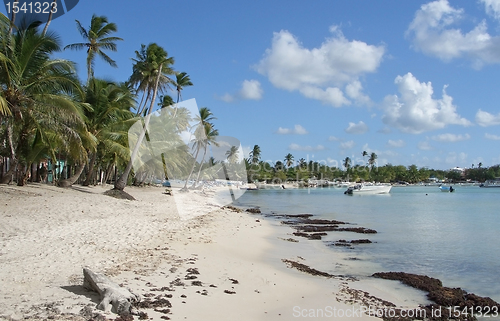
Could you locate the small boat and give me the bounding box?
[479,180,500,188]
[344,183,392,195]
[439,186,455,192]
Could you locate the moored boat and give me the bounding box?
[439,186,455,192]
[344,183,392,195]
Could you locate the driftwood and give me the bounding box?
[83,267,140,315]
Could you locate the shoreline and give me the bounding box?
[0,184,494,320]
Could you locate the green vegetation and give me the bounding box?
[245,146,500,184]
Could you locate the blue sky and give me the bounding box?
[4,0,500,170]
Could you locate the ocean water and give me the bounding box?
[234,185,500,302]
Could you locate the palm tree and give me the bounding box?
[128,44,175,116]
[80,79,135,186]
[0,14,88,185]
[181,107,217,190]
[362,150,368,165]
[114,43,172,192]
[249,145,261,165]
[343,157,352,182]
[284,153,294,168]
[194,122,219,185]
[64,15,123,82]
[368,152,378,179]
[41,0,57,36]
[226,146,240,164]
[175,72,193,103]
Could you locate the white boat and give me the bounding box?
[344,183,392,195]
[479,180,500,188]
[439,186,455,192]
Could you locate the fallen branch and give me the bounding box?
[83,267,140,315]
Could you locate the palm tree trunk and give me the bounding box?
[0,124,17,184]
[82,152,97,186]
[8,1,19,34]
[182,146,200,190]
[58,162,86,187]
[41,0,57,36]
[194,146,208,186]
[115,64,163,191]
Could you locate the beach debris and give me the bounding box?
[135,295,172,309]
[224,205,242,212]
[224,290,236,294]
[229,278,239,284]
[82,267,141,315]
[292,232,328,240]
[373,272,500,320]
[191,281,203,286]
[281,259,338,278]
[246,208,261,214]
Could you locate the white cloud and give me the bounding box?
[255,27,384,107]
[239,79,263,100]
[219,79,263,102]
[406,0,500,68]
[219,93,234,103]
[345,80,372,106]
[377,127,392,134]
[345,121,369,134]
[340,140,355,149]
[481,0,500,20]
[485,133,500,140]
[387,139,406,148]
[328,136,341,141]
[381,73,471,134]
[431,133,470,142]
[276,124,308,135]
[476,109,500,126]
[289,143,325,151]
[418,141,434,150]
[445,151,468,165]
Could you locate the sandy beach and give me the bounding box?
[0,184,429,321]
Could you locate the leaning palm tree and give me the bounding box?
[64,14,123,82]
[114,43,172,192]
[129,44,175,116]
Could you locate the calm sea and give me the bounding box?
[234,185,500,302]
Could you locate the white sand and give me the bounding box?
[0,184,427,320]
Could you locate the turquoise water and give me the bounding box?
[234,185,500,302]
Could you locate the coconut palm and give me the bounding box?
[181,107,217,190]
[362,150,368,165]
[343,157,352,182]
[368,152,378,169]
[114,43,173,192]
[128,43,175,116]
[80,79,135,186]
[249,145,261,165]
[174,72,193,103]
[225,146,240,164]
[194,122,219,185]
[64,14,123,82]
[368,152,378,179]
[0,15,89,185]
[284,153,294,168]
